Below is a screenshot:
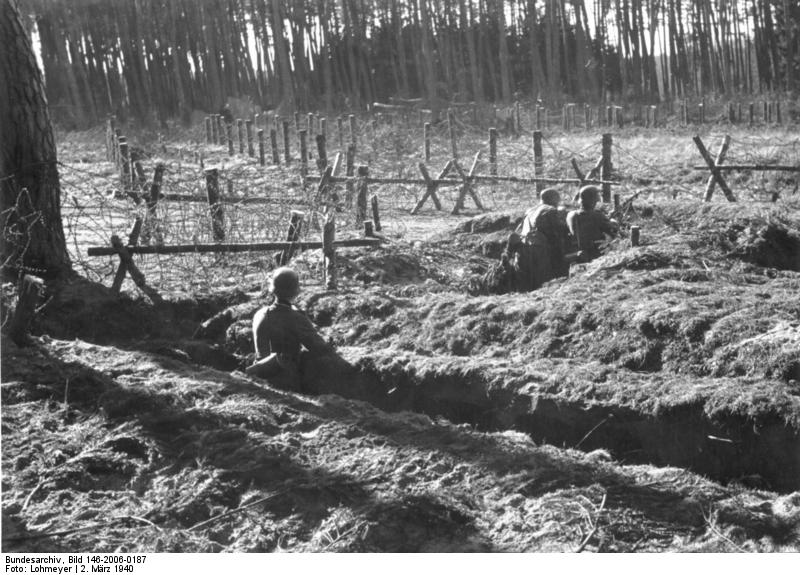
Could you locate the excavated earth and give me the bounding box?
[2,200,800,552]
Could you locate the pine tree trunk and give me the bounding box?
[0,0,72,279]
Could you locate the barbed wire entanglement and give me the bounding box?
[31,105,800,297]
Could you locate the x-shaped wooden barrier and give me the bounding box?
[411,160,452,214]
[693,135,736,202]
[451,151,485,215]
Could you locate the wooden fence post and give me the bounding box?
[236,119,244,154]
[424,122,431,162]
[205,117,212,144]
[536,106,542,130]
[355,165,369,225]
[246,119,254,157]
[106,116,116,161]
[320,117,327,139]
[371,195,381,231]
[258,129,265,166]
[270,128,280,164]
[584,104,591,129]
[8,275,43,346]
[217,116,226,146]
[299,129,308,180]
[489,128,497,177]
[749,102,755,126]
[630,226,640,247]
[282,120,291,164]
[515,100,521,133]
[110,235,163,305]
[226,124,234,156]
[277,210,304,266]
[316,133,328,172]
[533,130,543,194]
[601,133,612,203]
[211,115,219,145]
[294,111,301,132]
[447,108,458,160]
[681,100,688,125]
[337,116,344,150]
[118,137,130,192]
[345,144,356,207]
[323,216,337,291]
[204,168,225,241]
[349,114,357,148]
[308,112,315,136]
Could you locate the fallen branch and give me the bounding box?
[188,490,286,532]
[575,492,607,553]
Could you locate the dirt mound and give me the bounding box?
[3,336,798,552]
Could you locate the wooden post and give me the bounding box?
[110,235,163,305]
[307,112,315,136]
[584,104,591,129]
[536,106,542,130]
[371,194,381,231]
[205,117,212,144]
[246,120,254,157]
[236,119,244,154]
[294,111,301,132]
[515,101,521,133]
[147,162,165,224]
[349,114,357,147]
[299,129,308,179]
[226,124,234,156]
[424,122,431,162]
[226,178,234,197]
[8,275,43,346]
[703,135,731,202]
[204,168,226,241]
[749,102,755,127]
[217,115,225,146]
[776,101,782,125]
[533,130,543,194]
[315,133,328,172]
[606,105,613,127]
[447,108,458,160]
[118,137,130,191]
[258,129,265,166]
[282,120,291,163]
[363,220,374,237]
[270,128,280,164]
[337,116,344,150]
[488,128,497,176]
[345,144,356,207]
[106,116,116,161]
[210,115,218,145]
[613,193,620,211]
[601,133,612,203]
[681,100,688,125]
[323,216,337,290]
[693,135,736,202]
[630,226,640,247]
[762,101,768,124]
[320,117,327,139]
[651,105,658,128]
[728,102,736,124]
[355,165,369,225]
[277,210,304,266]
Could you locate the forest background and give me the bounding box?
[17,0,800,128]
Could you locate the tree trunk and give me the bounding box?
[0,0,72,279]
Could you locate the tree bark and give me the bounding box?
[0,0,72,279]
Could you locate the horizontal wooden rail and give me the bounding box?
[691,164,800,172]
[304,174,617,187]
[87,238,382,257]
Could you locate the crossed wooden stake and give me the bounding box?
[693,135,736,202]
[411,150,485,215]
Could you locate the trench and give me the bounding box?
[306,359,800,494]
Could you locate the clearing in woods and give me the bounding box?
[2,118,800,552]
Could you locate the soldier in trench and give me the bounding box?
[246,267,335,390]
[566,185,619,263]
[512,188,571,291]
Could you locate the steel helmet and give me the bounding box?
[579,185,601,208]
[270,267,300,300]
[540,188,561,207]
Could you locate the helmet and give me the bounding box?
[579,185,601,208]
[270,267,300,300]
[540,188,560,207]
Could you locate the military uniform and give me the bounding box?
[517,204,570,290]
[248,300,332,381]
[566,209,617,262]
